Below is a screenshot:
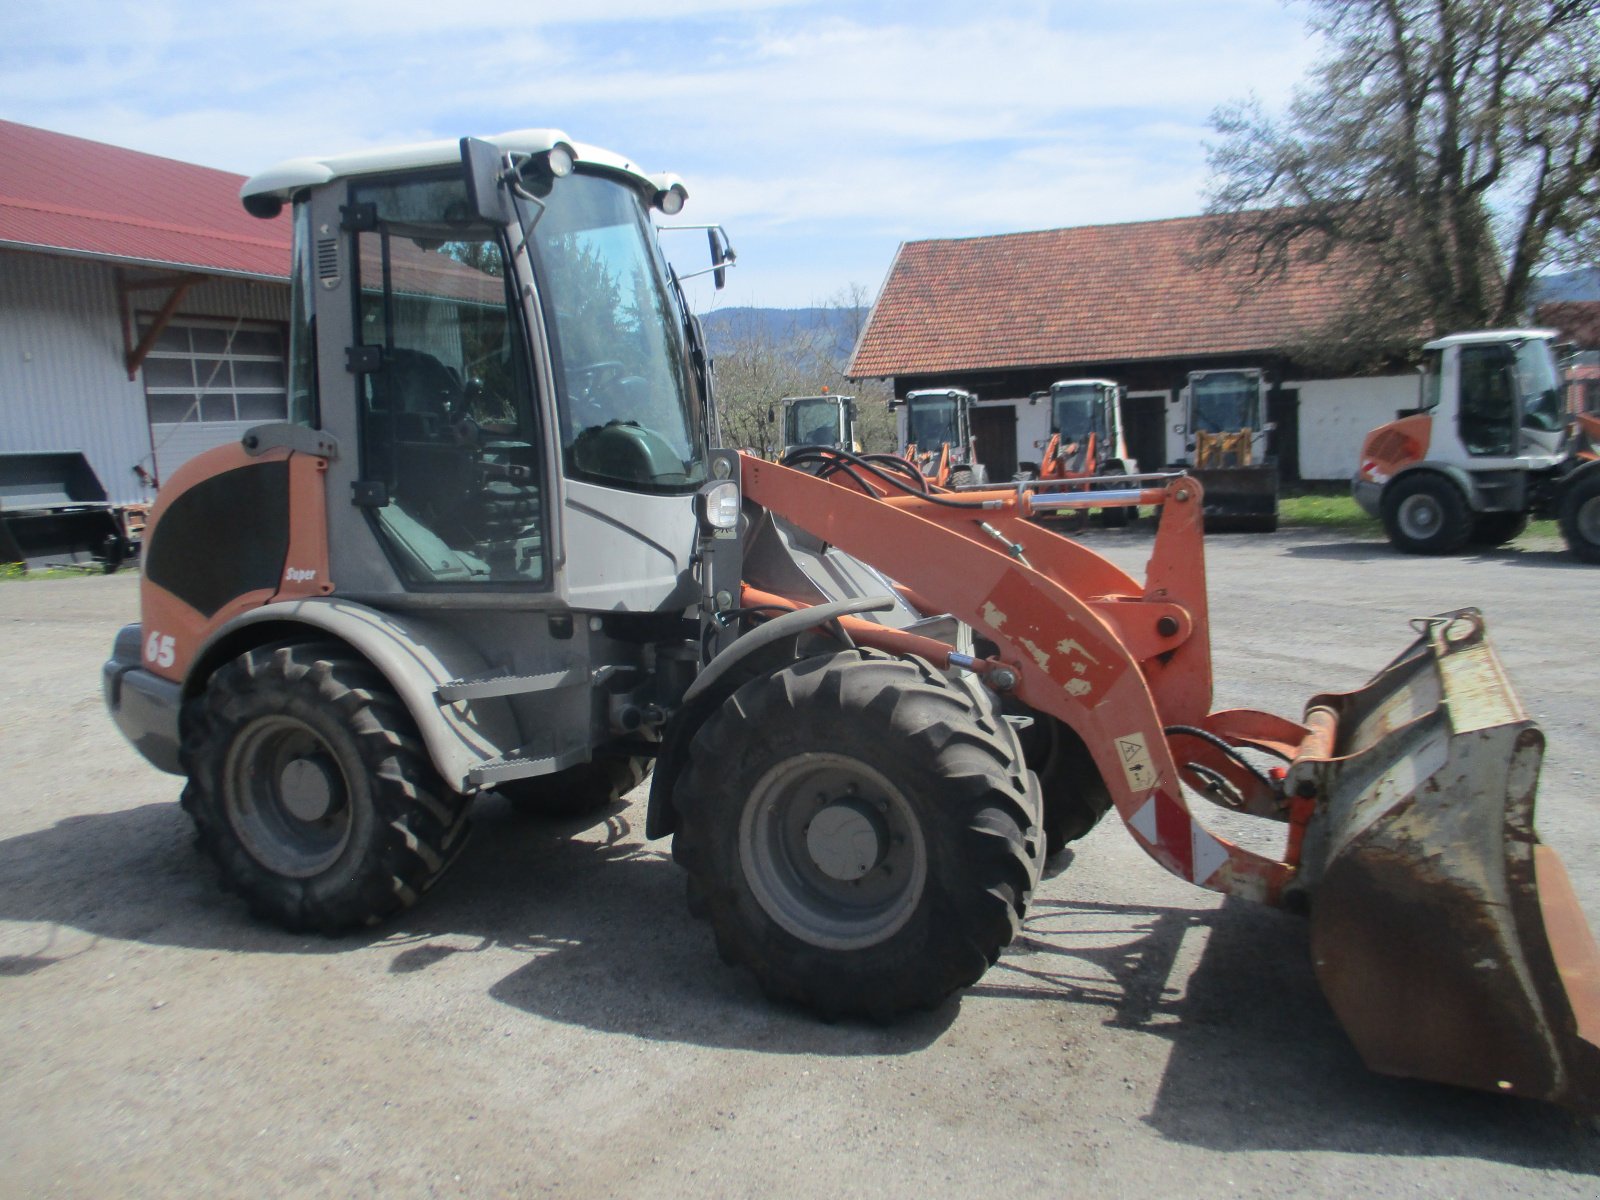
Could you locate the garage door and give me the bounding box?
[141,317,287,484]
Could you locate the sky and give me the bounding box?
[0,1,1323,313]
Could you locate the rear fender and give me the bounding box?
[183,599,521,792]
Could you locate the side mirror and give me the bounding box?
[707,228,736,289]
[460,138,512,224]
[767,405,776,423]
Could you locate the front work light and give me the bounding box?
[697,480,741,532]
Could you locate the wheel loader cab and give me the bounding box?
[301,146,712,607]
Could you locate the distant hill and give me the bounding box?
[1532,267,1600,304]
[698,306,867,362]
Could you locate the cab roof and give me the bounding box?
[240,128,684,211]
[1422,329,1556,351]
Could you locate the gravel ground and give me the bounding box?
[2,526,1597,1198]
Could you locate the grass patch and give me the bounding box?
[1277,493,1380,530]
[0,561,113,581]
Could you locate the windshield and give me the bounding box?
[1190,373,1259,434]
[521,172,706,492]
[785,397,844,448]
[1051,386,1101,441]
[907,396,960,449]
[1513,338,1565,433]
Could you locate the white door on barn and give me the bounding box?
[139,317,288,485]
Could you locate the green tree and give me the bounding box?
[1205,0,1600,366]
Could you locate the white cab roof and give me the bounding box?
[241,128,684,208]
[1422,329,1556,350]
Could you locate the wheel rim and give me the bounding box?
[739,753,928,950]
[1577,495,1600,547]
[223,715,354,878]
[1397,492,1443,540]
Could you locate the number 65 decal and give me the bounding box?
[144,630,176,669]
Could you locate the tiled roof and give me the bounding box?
[1535,301,1600,348]
[848,213,1369,379]
[0,119,289,280]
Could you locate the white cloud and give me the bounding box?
[0,0,1322,305]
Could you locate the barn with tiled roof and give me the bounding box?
[1,119,292,506]
[848,215,1412,482]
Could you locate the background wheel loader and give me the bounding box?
[1028,378,1137,529]
[102,129,1600,1111]
[889,387,988,487]
[777,392,859,459]
[1176,367,1279,532]
[1354,329,1600,562]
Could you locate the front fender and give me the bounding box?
[1385,461,1481,511]
[644,595,896,840]
[184,598,523,792]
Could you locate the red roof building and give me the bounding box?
[849,214,1366,380]
[0,118,290,278]
[0,121,294,506]
[847,214,1399,482]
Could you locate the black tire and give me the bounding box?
[947,466,974,490]
[671,649,1042,1019]
[180,642,471,933]
[1559,472,1600,564]
[498,756,651,818]
[1470,510,1528,546]
[1382,473,1471,555]
[1011,706,1113,855]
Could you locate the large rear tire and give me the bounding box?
[1013,707,1113,855]
[672,650,1042,1019]
[180,642,471,933]
[1470,510,1528,546]
[1382,473,1471,555]
[1560,472,1600,564]
[497,757,651,819]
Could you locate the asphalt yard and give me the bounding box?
[2,526,1597,1197]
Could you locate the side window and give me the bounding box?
[1457,345,1516,456]
[352,176,546,587]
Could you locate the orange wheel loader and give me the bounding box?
[102,129,1600,1110]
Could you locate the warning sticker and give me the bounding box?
[1115,732,1156,793]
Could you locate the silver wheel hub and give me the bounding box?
[280,756,339,822]
[806,799,889,881]
[739,752,928,950]
[1399,493,1441,538]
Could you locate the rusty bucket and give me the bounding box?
[1286,609,1600,1110]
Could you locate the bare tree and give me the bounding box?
[706,287,894,456]
[1206,0,1600,365]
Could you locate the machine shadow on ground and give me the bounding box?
[5,795,1599,1162]
[0,794,954,1057]
[972,893,1600,1168]
[1282,537,1584,568]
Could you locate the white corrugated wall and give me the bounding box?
[0,248,288,505]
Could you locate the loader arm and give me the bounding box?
[740,454,1301,903]
[739,452,1600,1109]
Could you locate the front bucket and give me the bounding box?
[1286,609,1600,1110]
[1189,466,1278,532]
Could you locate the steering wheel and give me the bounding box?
[567,360,625,429]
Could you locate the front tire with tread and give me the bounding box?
[1383,473,1471,555]
[672,650,1042,1019]
[180,641,470,933]
[1560,471,1600,564]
